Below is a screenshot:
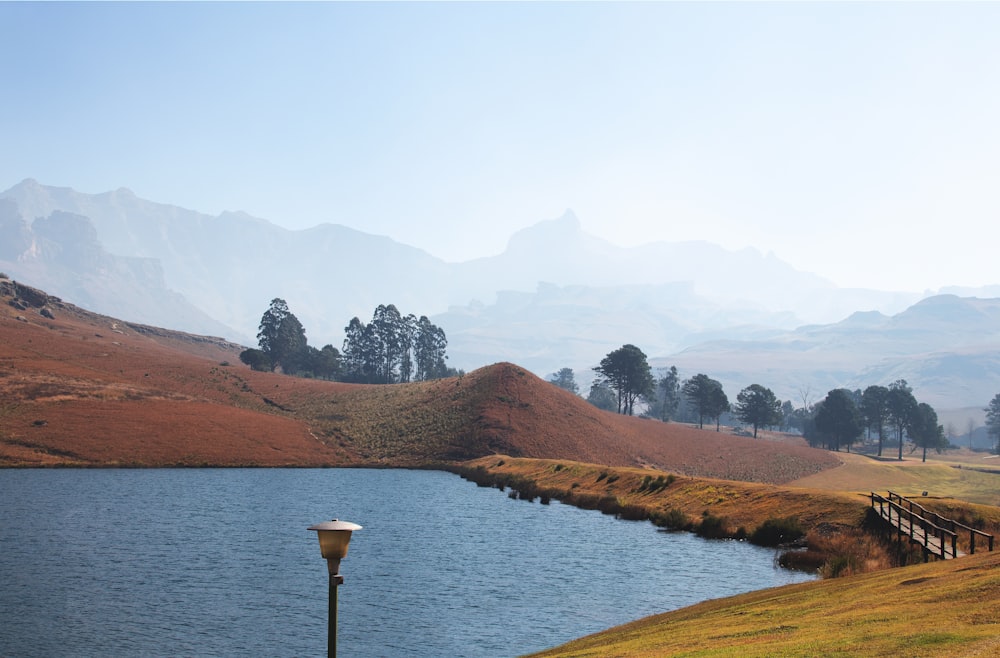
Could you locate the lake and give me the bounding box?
[0,469,815,656]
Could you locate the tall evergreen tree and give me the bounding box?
[887,379,918,461]
[342,308,449,383]
[256,298,307,374]
[548,368,579,394]
[909,402,947,462]
[413,316,448,381]
[814,388,863,452]
[587,381,618,412]
[682,373,725,429]
[734,384,782,438]
[984,393,1000,454]
[593,344,654,415]
[861,385,890,456]
[659,366,681,422]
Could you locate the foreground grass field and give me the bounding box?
[528,550,1000,658]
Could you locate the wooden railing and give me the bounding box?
[870,491,995,560]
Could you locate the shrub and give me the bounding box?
[571,492,620,515]
[823,555,854,578]
[596,471,608,482]
[616,504,649,521]
[781,528,893,577]
[637,474,674,493]
[695,512,728,539]
[750,517,805,547]
[651,508,692,530]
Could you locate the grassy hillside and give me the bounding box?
[529,549,1000,658]
[790,451,1000,507]
[0,280,840,482]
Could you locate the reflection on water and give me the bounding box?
[0,469,815,656]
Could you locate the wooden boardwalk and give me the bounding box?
[871,491,995,561]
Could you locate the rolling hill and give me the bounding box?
[0,278,839,482]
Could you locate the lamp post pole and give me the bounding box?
[328,570,344,658]
[309,519,362,658]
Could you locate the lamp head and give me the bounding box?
[308,519,362,575]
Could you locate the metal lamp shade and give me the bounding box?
[309,519,362,561]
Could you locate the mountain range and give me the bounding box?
[2,178,999,414]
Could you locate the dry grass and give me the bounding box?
[0,286,843,481]
[790,451,1000,507]
[457,456,869,534]
[528,550,1000,658]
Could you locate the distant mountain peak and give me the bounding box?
[505,209,593,253]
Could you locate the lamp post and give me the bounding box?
[308,519,362,658]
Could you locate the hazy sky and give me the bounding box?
[3,2,999,292]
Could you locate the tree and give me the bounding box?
[779,400,795,432]
[593,344,654,415]
[734,384,782,438]
[985,394,1000,454]
[341,316,373,382]
[256,298,307,374]
[548,368,579,394]
[413,315,448,381]
[370,304,405,383]
[682,374,725,429]
[909,402,947,462]
[239,348,271,372]
[659,366,681,422]
[708,384,730,431]
[313,344,341,381]
[861,385,890,456]
[813,388,863,452]
[342,307,449,383]
[587,381,618,412]
[886,380,918,461]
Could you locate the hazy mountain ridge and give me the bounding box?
[2,179,999,410]
[2,179,860,346]
[661,295,1000,410]
[0,198,237,338]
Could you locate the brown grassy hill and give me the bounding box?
[0,279,356,466]
[0,279,839,481]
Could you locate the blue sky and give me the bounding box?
[3,2,999,292]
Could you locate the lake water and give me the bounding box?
[0,469,815,657]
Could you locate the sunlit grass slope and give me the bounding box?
[790,451,1000,507]
[527,550,1000,658]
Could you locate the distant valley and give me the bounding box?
[2,178,999,413]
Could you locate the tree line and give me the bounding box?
[549,342,995,461]
[239,298,458,383]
